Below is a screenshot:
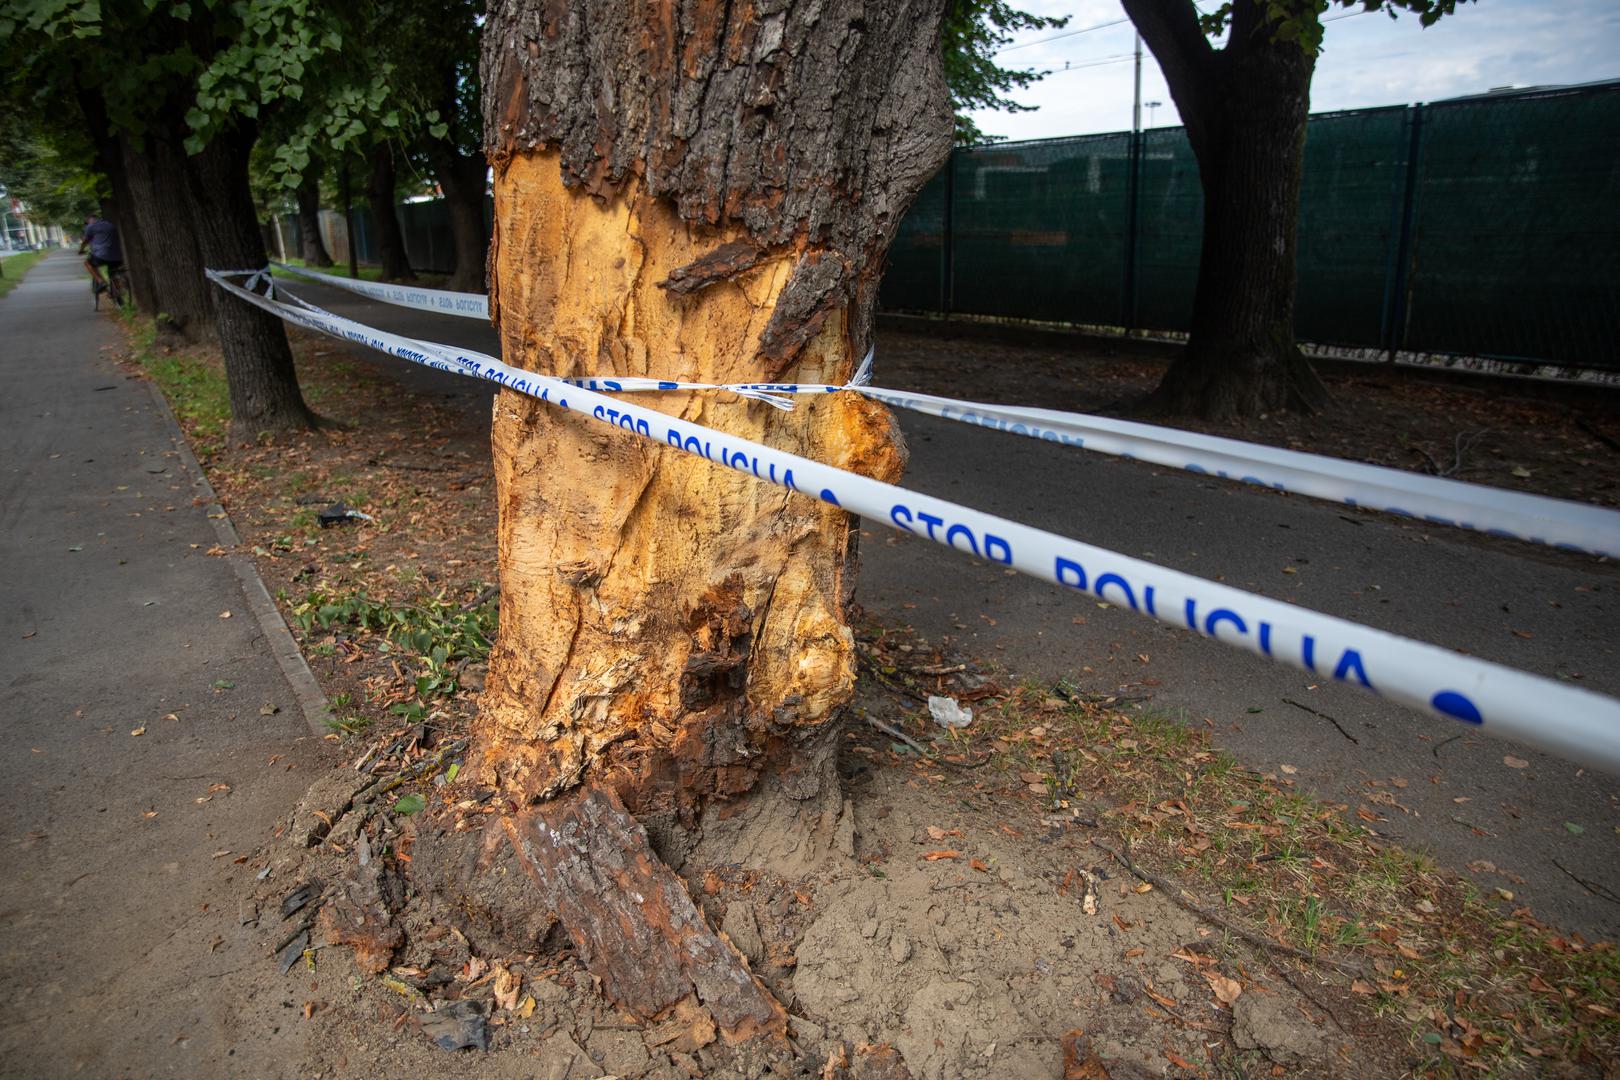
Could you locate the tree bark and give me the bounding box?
[117,128,215,339]
[184,122,318,436]
[77,90,156,316]
[424,136,488,294]
[1124,0,1330,420]
[364,143,415,281]
[296,169,335,267]
[474,0,952,1033]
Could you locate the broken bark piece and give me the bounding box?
[757,251,847,377]
[658,240,766,295]
[420,999,490,1052]
[503,782,786,1041]
[317,865,404,975]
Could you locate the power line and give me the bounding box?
[1029,53,1137,77]
[996,16,1132,55]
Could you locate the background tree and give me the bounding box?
[468,0,953,1029]
[1122,0,1470,419]
[0,109,104,229]
[942,0,1068,144]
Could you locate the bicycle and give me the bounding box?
[92,263,131,311]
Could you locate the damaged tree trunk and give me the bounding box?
[473,0,952,1038]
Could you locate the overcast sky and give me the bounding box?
[966,0,1620,142]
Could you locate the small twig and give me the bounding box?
[857,651,930,703]
[908,662,966,677]
[1090,838,1373,981]
[1282,698,1358,744]
[1551,859,1620,906]
[461,584,499,611]
[1270,964,1381,1037]
[1431,734,1462,760]
[863,715,934,758]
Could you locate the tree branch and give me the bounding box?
[1120,0,1219,152]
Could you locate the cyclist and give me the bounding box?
[79,213,123,295]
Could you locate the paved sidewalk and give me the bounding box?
[0,253,327,1076]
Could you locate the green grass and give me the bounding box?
[0,250,49,300]
[125,317,231,456]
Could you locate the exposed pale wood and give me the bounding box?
[477,151,908,811]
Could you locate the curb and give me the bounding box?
[137,372,331,737]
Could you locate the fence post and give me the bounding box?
[1122,129,1142,333]
[1382,102,1424,361]
[940,150,955,315]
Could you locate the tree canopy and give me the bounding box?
[941,0,1068,144]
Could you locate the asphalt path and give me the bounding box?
[275,271,1620,939]
[0,253,325,1075]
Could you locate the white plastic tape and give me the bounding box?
[207,269,1620,774]
[265,269,1620,557]
[269,261,489,320]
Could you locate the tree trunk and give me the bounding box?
[474,0,952,1033]
[184,122,318,436]
[1126,0,1330,420]
[116,130,215,340]
[79,91,156,316]
[425,138,488,294]
[364,144,414,282]
[296,171,335,267]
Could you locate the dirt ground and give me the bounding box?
[124,320,1620,1078]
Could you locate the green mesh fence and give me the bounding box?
[879,81,1620,372]
[1402,86,1620,365]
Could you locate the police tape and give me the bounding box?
[264,265,1620,559]
[268,261,490,320]
[568,377,1620,560]
[206,268,1620,774]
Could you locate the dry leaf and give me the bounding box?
[1351,979,1376,995]
[130,727,146,737]
[970,858,990,873]
[1503,756,1529,769]
[218,610,232,619]
[1132,881,1153,894]
[1123,947,1145,959]
[1204,971,1242,1005]
[925,826,962,840]
[923,850,960,861]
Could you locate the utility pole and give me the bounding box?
[1133,31,1143,134]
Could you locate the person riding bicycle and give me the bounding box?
[79,213,123,294]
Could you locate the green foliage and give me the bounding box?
[288,585,497,697]
[0,109,105,227]
[1199,0,1474,55]
[0,250,50,300]
[941,0,1068,145]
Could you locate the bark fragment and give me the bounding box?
[502,783,786,1040]
[658,239,767,295]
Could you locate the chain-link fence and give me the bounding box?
[880,80,1620,372]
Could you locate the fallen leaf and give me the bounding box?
[1351,979,1376,995]
[1204,971,1242,1005]
[1165,1049,1197,1070]
[923,850,960,861]
[926,826,962,840]
[1133,881,1153,894]
[219,611,232,619]
[1123,947,1145,959]
[970,858,990,873]
[1503,756,1529,769]
[130,727,146,737]
[1280,764,1297,775]
[1144,987,1178,1008]
[1564,821,1585,835]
